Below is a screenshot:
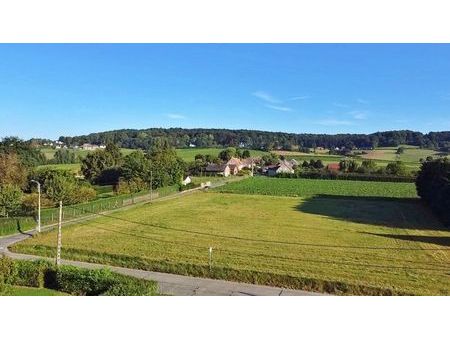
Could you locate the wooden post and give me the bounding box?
[209,247,213,272]
[56,201,62,266]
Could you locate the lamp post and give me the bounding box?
[30,180,41,233]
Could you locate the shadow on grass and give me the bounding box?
[296,194,448,231]
[362,232,450,247]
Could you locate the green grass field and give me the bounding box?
[2,286,68,296]
[36,163,81,173]
[359,145,447,163]
[40,147,134,160]
[12,183,449,295]
[175,147,268,162]
[216,177,418,198]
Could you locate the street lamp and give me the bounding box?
[30,180,41,233]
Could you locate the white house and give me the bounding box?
[182,176,192,186]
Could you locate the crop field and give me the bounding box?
[359,146,447,163]
[215,177,418,198]
[11,188,449,295]
[175,147,268,162]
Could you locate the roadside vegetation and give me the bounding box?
[0,256,159,296]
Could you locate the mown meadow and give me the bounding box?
[11,181,450,295]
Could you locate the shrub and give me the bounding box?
[14,259,52,288]
[0,256,158,296]
[0,255,17,285]
[52,265,115,295]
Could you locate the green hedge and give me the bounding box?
[0,256,159,296]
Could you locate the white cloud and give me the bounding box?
[317,119,354,126]
[333,102,350,108]
[252,91,281,104]
[266,104,293,112]
[289,95,309,101]
[356,98,369,104]
[347,110,368,120]
[166,113,186,120]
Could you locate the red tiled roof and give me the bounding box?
[327,163,340,171]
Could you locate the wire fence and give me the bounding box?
[0,185,179,237]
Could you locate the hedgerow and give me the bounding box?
[0,256,159,296]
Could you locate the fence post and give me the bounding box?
[209,247,213,273]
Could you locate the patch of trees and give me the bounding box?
[51,149,79,164]
[302,159,324,169]
[81,140,186,194]
[58,128,450,151]
[0,137,46,167]
[29,169,97,206]
[416,158,450,226]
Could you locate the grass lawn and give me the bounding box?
[216,176,418,198]
[37,163,81,173]
[176,148,268,162]
[3,285,68,296]
[40,147,134,160]
[12,189,449,295]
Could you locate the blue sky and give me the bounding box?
[0,44,449,140]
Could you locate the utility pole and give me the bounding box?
[56,201,62,266]
[30,180,41,232]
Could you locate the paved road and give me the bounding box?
[0,180,324,296]
[0,231,322,296]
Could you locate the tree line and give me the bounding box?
[58,128,450,151]
[416,157,450,226]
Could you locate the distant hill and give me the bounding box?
[58,128,450,152]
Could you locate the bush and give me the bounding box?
[14,259,52,288]
[115,177,148,195]
[0,255,16,285]
[0,256,158,296]
[416,158,450,226]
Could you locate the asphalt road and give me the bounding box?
[0,231,323,296]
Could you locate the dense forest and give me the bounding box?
[58,128,450,151]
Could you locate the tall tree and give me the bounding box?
[0,152,28,188]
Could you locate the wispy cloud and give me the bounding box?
[166,113,186,120]
[316,119,354,126]
[252,91,281,104]
[266,105,293,112]
[347,110,368,120]
[356,98,369,104]
[289,95,309,101]
[333,102,350,108]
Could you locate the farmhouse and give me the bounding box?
[81,143,106,151]
[182,176,192,186]
[226,157,244,170]
[266,162,295,176]
[205,163,231,177]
